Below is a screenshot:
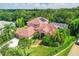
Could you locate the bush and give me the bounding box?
[42,35,51,46]
[42,28,70,47]
[18,38,33,49]
[0,47,32,56]
[33,32,40,39]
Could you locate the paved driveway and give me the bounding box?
[68,44,79,56]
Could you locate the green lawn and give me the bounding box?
[25,45,57,56]
[26,36,75,56]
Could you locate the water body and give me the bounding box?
[0,3,79,9]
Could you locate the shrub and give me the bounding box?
[33,32,40,39]
[18,38,33,49]
[0,47,32,56]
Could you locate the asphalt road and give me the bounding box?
[68,44,79,56]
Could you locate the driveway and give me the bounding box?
[68,44,79,56]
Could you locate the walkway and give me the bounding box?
[31,40,42,48]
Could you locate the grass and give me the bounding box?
[0,36,75,56]
[0,45,55,56]
[54,42,74,56]
[26,45,55,56]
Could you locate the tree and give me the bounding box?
[0,24,16,45]
[69,18,79,36]
[16,17,25,27]
[18,38,33,49]
[42,28,69,47]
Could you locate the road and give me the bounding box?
[0,38,19,49]
[68,44,79,56]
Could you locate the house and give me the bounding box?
[27,17,57,36]
[27,17,49,29]
[15,26,36,39]
[15,17,57,39]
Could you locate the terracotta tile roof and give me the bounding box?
[15,26,36,38]
[15,17,57,38]
[27,17,48,28]
[38,23,57,35]
[49,24,57,35]
[27,17,43,24]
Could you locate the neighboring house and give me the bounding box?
[51,22,68,29]
[27,17,49,29]
[0,21,15,29]
[0,21,15,35]
[15,26,36,39]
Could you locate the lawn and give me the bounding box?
[0,36,75,56]
[26,36,75,56]
[26,45,56,56]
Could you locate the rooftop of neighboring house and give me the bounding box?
[51,22,68,29]
[15,26,36,38]
[0,21,15,29]
[0,21,15,35]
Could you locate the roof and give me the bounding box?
[49,24,57,35]
[38,23,57,35]
[15,26,36,38]
[27,17,48,27]
[0,21,15,29]
[51,22,68,29]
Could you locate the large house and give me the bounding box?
[15,17,57,39]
